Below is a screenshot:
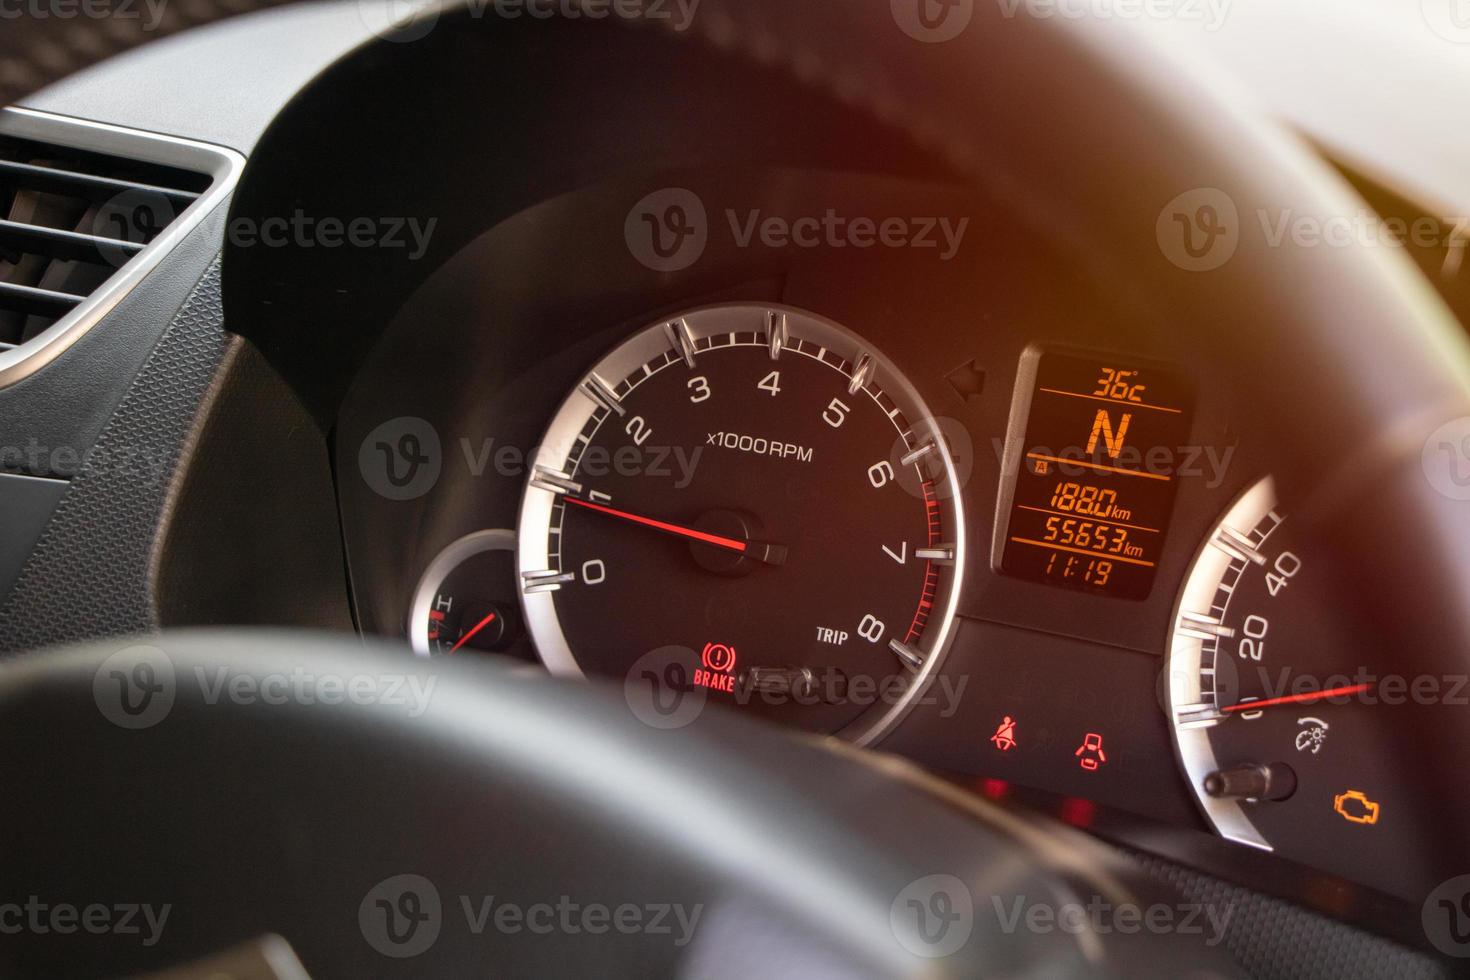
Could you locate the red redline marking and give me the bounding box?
[565,497,748,553]
[1221,683,1373,713]
[906,482,943,645]
[449,611,498,654]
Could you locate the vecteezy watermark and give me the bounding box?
[192,665,438,717]
[892,0,975,43]
[624,188,971,273]
[93,646,177,730]
[0,438,168,486]
[226,212,438,261]
[1422,417,1470,501]
[1158,187,1470,272]
[1159,660,1470,723]
[1424,875,1470,957]
[1241,668,1470,707]
[474,439,700,489]
[888,416,975,502]
[359,874,703,958]
[1156,188,1240,273]
[459,895,702,946]
[625,188,709,273]
[725,210,969,262]
[92,646,439,730]
[0,897,171,947]
[360,417,965,503]
[357,0,701,44]
[991,894,1233,947]
[360,417,443,501]
[1255,209,1470,253]
[624,646,710,730]
[891,875,974,958]
[356,0,441,43]
[360,875,443,958]
[622,644,971,731]
[0,0,168,32]
[357,417,705,501]
[1422,0,1470,44]
[995,0,1231,30]
[92,189,177,267]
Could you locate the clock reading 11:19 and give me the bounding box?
[1000,351,1194,600]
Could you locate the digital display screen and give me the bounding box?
[1000,352,1193,600]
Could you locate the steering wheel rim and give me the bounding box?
[4,0,1469,975]
[0,631,1239,976]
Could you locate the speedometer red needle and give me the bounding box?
[565,497,748,553]
[449,611,498,654]
[1221,683,1373,713]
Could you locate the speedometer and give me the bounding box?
[516,304,965,741]
[1167,477,1434,898]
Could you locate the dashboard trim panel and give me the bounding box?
[0,107,244,389]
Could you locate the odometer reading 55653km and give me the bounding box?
[999,350,1194,600]
[517,304,966,742]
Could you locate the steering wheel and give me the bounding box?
[3,2,1468,977]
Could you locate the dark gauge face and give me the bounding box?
[1167,478,1436,899]
[517,304,965,740]
[409,530,530,660]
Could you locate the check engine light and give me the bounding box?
[1333,790,1381,826]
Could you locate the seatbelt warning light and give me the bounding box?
[1075,732,1108,771]
[989,716,1018,752]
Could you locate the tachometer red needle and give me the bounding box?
[1221,683,1373,713]
[565,497,747,553]
[449,611,498,654]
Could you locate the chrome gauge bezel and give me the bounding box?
[515,303,968,746]
[408,529,517,658]
[1166,476,1278,851]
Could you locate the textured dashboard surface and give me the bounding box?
[1136,855,1451,980]
[0,259,229,654]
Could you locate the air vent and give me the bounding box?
[0,108,243,385]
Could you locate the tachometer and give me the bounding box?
[516,304,965,741]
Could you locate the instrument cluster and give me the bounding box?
[332,167,1442,913]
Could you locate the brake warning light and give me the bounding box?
[693,643,737,694]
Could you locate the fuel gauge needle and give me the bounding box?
[1221,682,1373,714]
[448,611,498,654]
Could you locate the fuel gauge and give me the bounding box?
[408,530,530,659]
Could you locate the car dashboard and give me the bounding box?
[1,3,1468,977]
